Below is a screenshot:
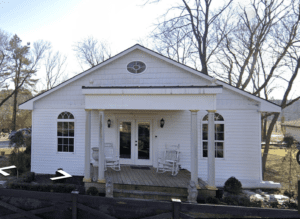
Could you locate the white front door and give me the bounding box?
[118,119,152,165]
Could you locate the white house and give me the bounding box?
[19,44,281,189]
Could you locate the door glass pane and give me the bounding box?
[119,122,131,158]
[138,122,150,160]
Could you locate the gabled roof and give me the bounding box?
[19,44,281,112]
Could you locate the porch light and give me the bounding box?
[107,119,111,128]
[160,118,165,128]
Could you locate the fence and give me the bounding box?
[0,188,299,219]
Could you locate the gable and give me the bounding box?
[84,49,211,87]
[19,44,281,112]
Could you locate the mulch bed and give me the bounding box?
[34,174,84,186]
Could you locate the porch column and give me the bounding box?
[190,110,199,188]
[207,110,216,189]
[98,110,106,183]
[83,110,91,182]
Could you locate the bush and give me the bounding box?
[285,201,298,209]
[250,200,262,207]
[238,197,251,207]
[270,200,279,208]
[283,190,295,198]
[205,196,220,204]
[22,172,35,183]
[7,182,78,193]
[87,187,99,196]
[224,177,242,195]
[223,196,238,205]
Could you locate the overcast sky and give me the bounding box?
[1,0,299,100]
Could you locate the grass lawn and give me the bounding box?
[0,147,25,156]
[262,147,300,195]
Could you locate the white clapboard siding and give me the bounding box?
[31,109,85,175]
[30,48,265,187]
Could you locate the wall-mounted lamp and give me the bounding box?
[160,118,165,128]
[107,119,111,128]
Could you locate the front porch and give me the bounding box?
[85,165,216,201]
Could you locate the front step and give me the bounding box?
[113,189,187,201]
[113,184,188,201]
[114,184,188,194]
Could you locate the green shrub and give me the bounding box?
[270,201,279,208]
[205,196,220,204]
[250,200,262,207]
[223,196,238,205]
[87,187,99,196]
[283,190,295,198]
[224,177,242,195]
[238,197,251,206]
[285,201,298,209]
[7,182,77,193]
[22,172,35,183]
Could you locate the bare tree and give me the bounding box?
[151,19,200,69]
[73,36,111,70]
[145,0,233,75]
[4,35,50,130]
[0,29,12,90]
[215,0,300,178]
[44,50,67,90]
[146,0,300,179]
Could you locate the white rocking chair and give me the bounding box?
[157,144,180,176]
[104,143,121,171]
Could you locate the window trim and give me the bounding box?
[201,114,225,159]
[126,60,147,75]
[57,112,75,154]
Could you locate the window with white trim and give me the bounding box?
[202,113,224,158]
[57,111,74,152]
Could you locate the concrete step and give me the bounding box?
[113,189,187,201]
[114,184,188,195]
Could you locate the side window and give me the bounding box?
[57,112,75,152]
[202,113,224,158]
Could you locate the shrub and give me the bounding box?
[283,190,295,198]
[223,196,238,205]
[270,200,279,208]
[87,187,99,196]
[205,196,220,204]
[250,200,262,207]
[7,182,78,193]
[285,201,298,209]
[238,197,251,206]
[22,172,35,183]
[224,177,242,195]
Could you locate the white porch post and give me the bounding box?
[83,109,91,182]
[98,110,106,183]
[190,110,199,188]
[207,110,217,189]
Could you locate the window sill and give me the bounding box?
[200,157,225,161]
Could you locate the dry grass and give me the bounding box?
[0,147,25,156]
[263,148,300,195]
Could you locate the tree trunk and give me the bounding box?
[263,117,267,141]
[11,88,18,131]
[262,113,280,179]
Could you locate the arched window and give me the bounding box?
[57,111,75,152]
[202,113,224,158]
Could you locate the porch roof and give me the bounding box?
[82,85,223,95]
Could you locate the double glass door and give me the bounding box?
[119,119,152,165]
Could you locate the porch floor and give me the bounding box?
[105,165,208,188]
